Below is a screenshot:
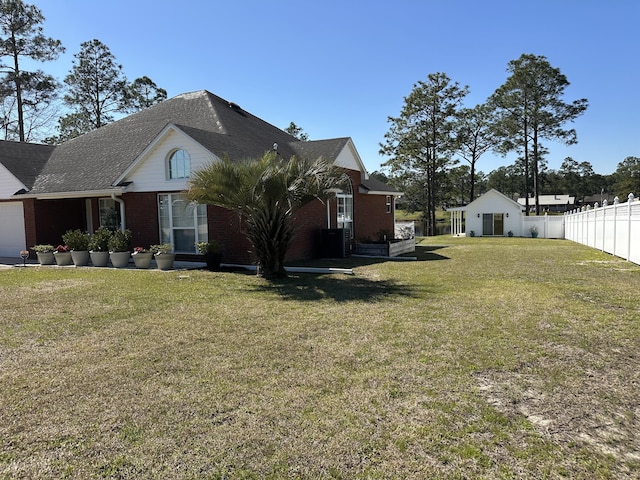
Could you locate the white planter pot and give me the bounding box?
[90,251,110,267]
[36,252,55,265]
[53,251,72,266]
[71,250,90,266]
[132,252,153,269]
[154,253,175,270]
[110,251,130,268]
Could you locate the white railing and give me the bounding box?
[564,193,640,264]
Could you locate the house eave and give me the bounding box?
[358,187,403,196]
[11,187,125,200]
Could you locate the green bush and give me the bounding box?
[88,227,112,252]
[62,229,90,251]
[107,229,132,252]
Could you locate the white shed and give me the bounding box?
[449,189,525,237]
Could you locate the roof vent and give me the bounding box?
[273,142,278,151]
[228,101,246,117]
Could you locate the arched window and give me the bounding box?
[167,149,190,179]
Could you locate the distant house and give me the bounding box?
[516,194,575,213]
[449,189,525,237]
[0,90,401,261]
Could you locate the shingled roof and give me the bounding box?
[0,140,55,192]
[25,90,356,195]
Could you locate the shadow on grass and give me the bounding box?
[249,273,422,302]
[244,245,449,302]
[412,244,449,262]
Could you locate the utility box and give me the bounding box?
[320,228,346,258]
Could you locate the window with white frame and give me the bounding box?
[336,176,353,237]
[99,198,120,229]
[386,195,392,213]
[158,193,207,252]
[167,149,190,179]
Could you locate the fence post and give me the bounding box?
[628,193,635,261]
[593,202,598,248]
[613,197,619,257]
[601,200,607,252]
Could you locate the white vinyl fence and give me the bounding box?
[523,214,566,239]
[564,193,640,265]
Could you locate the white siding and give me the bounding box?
[465,190,524,236]
[333,141,365,172]
[124,129,217,192]
[0,202,26,256]
[0,163,26,199]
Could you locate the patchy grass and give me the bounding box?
[1,237,639,479]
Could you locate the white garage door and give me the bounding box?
[0,202,26,257]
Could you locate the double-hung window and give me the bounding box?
[158,193,207,252]
[99,198,120,229]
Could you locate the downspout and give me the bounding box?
[326,200,331,228]
[111,193,126,231]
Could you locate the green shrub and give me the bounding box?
[108,229,132,252]
[62,229,90,251]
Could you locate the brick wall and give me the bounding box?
[123,192,160,248]
[33,198,86,246]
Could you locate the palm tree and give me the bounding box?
[188,152,344,278]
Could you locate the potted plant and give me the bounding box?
[108,229,132,268]
[62,229,90,266]
[507,230,514,237]
[131,246,153,269]
[150,243,175,270]
[469,230,475,237]
[88,227,112,267]
[33,244,55,265]
[196,240,222,271]
[530,226,539,238]
[53,244,72,266]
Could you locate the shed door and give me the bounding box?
[482,213,504,236]
[0,202,26,256]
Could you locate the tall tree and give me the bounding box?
[284,121,309,141]
[123,75,167,112]
[612,156,640,199]
[188,152,344,278]
[0,0,64,141]
[453,103,498,202]
[486,165,522,199]
[490,54,588,215]
[381,72,468,235]
[59,39,127,140]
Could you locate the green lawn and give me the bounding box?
[1,237,639,479]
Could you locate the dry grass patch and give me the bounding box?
[1,238,639,478]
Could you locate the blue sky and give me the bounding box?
[33,0,639,176]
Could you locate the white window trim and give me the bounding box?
[167,149,191,180]
[158,193,207,253]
